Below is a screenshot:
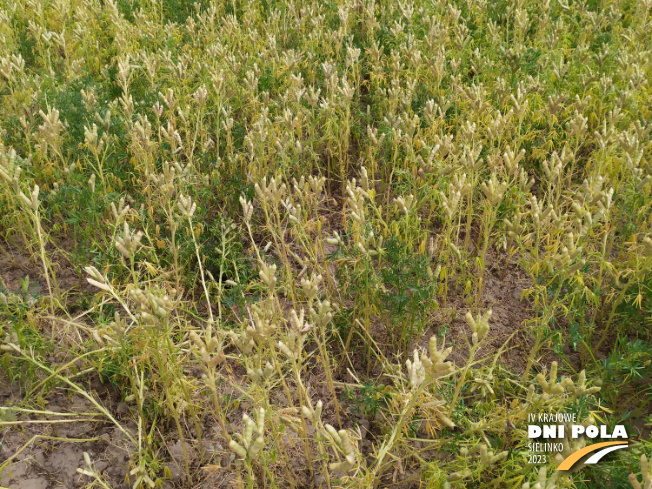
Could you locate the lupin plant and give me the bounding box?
[229,408,266,461]
[630,455,652,489]
[521,467,560,489]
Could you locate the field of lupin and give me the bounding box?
[0,0,651,487]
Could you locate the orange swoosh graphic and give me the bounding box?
[557,441,628,470]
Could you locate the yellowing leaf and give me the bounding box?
[144,262,159,276]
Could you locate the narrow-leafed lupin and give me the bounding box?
[190,330,225,369]
[229,408,265,460]
[255,175,286,205]
[325,230,343,246]
[84,266,112,292]
[115,222,144,259]
[130,287,172,324]
[324,425,358,473]
[239,195,254,222]
[247,361,274,384]
[521,466,559,489]
[465,310,491,345]
[300,272,322,303]
[423,336,455,378]
[301,399,323,424]
[535,361,566,397]
[246,301,276,342]
[480,173,507,206]
[406,350,426,389]
[628,454,652,489]
[258,261,277,290]
[228,329,255,355]
[177,194,196,218]
[278,308,313,360]
[0,146,23,189]
[394,194,414,215]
